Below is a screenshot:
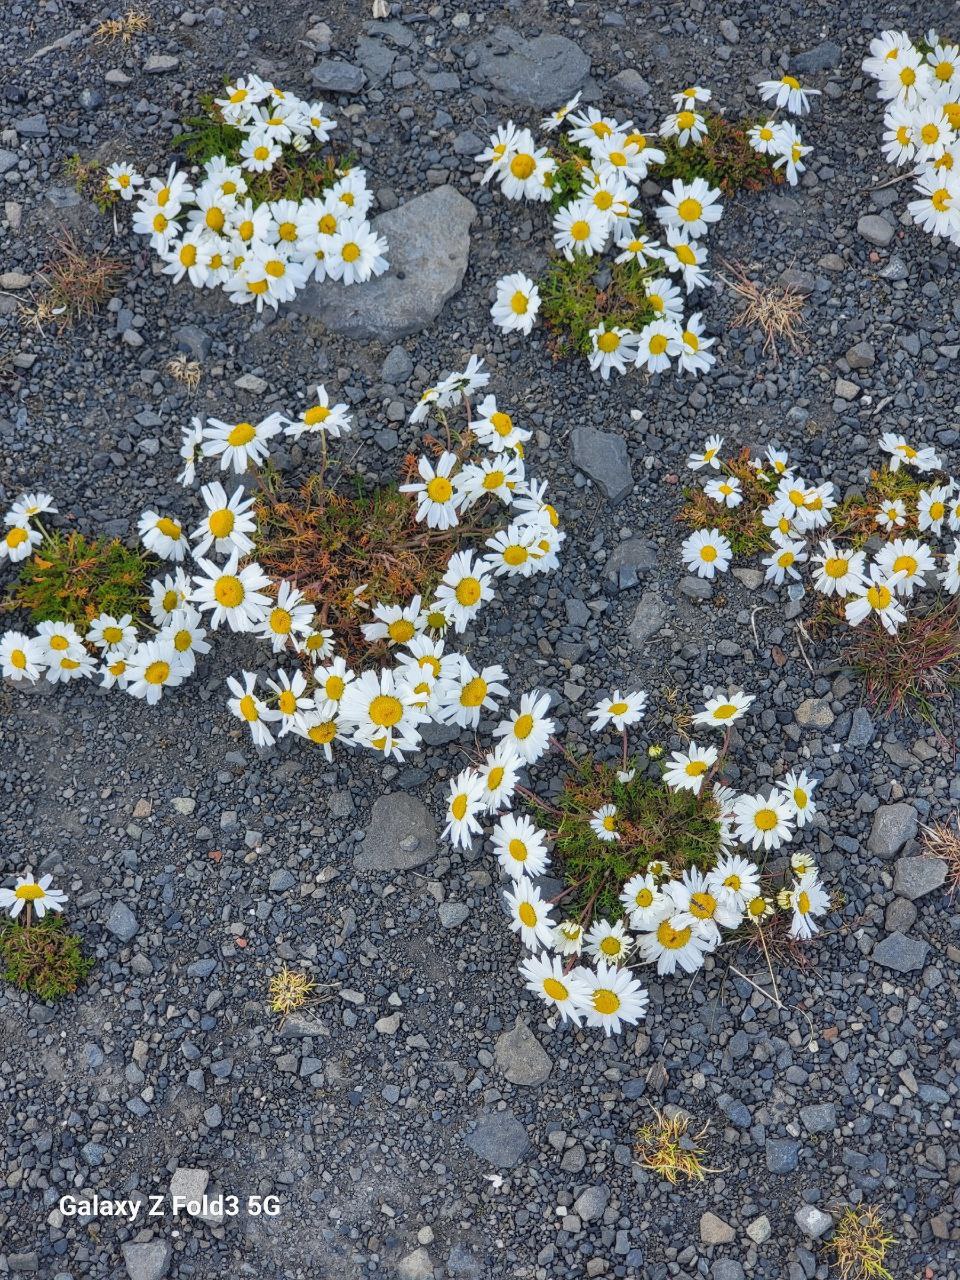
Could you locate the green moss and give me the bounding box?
[529,755,725,922]
[1,917,93,1001]
[657,113,780,193]
[540,255,657,356]
[8,531,152,630]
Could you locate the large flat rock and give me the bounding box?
[468,26,590,107]
[355,792,437,872]
[289,185,475,341]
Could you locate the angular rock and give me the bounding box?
[794,697,834,729]
[121,1241,172,1280]
[892,856,946,901]
[397,1247,434,1280]
[438,901,469,928]
[15,113,48,137]
[0,149,18,175]
[765,1138,799,1173]
[847,707,874,748]
[608,69,651,101]
[603,537,657,590]
[468,26,589,107]
[857,214,895,247]
[629,590,667,647]
[799,1102,836,1134]
[290,186,475,341]
[105,902,139,942]
[746,1215,771,1244]
[573,1184,609,1222]
[355,792,437,871]
[174,324,211,359]
[169,1167,209,1207]
[446,1243,484,1278]
[310,60,366,94]
[570,428,633,505]
[867,803,917,859]
[872,931,930,973]
[143,55,179,74]
[793,40,842,72]
[795,1205,833,1239]
[494,1018,552,1086]
[884,895,917,933]
[463,1109,529,1168]
[355,35,396,85]
[699,1211,735,1244]
[381,345,413,384]
[845,341,875,370]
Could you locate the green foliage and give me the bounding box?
[529,755,725,921]
[63,154,117,215]
[547,137,593,212]
[540,255,657,356]
[172,95,349,206]
[8,531,152,629]
[1,917,92,1001]
[678,451,779,557]
[657,113,780,193]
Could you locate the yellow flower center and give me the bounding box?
[712,703,738,719]
[513,712,534,740]
[426,476,453,503]
[214,576,245,608]
[599,936,622,956]
[594,190,614,210]
[689,891,716,919]
[451,794,468,821]
[518,902,537,927]
[455,578,482,606]
[278,690,298,715]
[930,501,945,521]
[227,421,256,447]
[180,243,198,266]
[824,556,848,579]
[677,110,696,129]
[6,527,28,548]
[510,153,536,179]
[318,213,337,235]
[145,660,170,685]
[657,920,692,949]
[597,331,620,353]
[700,544,717,562]
[205,207,225,232]
[265,259,285,278]
[754,808,778,832]
[209,509,235,539]
[893,554,918,577]
[239,694,259,722]
[460,676,488,708]
[635,888,653,908]
[254,145,270,161]
[156,517,181,539]
[10,649,27,669]
[592,988,621,1015]
[341,242,361,263]
[674,243,697,265]
[173,629,192,653]
[14,883,44,901]
[503,544,528,566]
[278,220,297,241]
[570,219,591,241]
[49,635,69,651]
[543,977,568,1001]
[308,721,336,744]
[162,589,179,613]
[152,212,168,233]
[102,625,124,646]
[508,838,528,862]
[369,694,403,727]
[932,187,952,211]
[510,291,529,314]
[797,890,811,914]
[487,766,505,791]
[387,619,415,643]
[677,196,702,222]
[649,333,669,356]
[270,607,292,635]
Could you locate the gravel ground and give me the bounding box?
[1,2,959,1278]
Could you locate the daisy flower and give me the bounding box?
[771,122,812,186]
[663,230,710,293]
[585,918,633,964]
[324,219,389,285]
[812,542,866,598]
[482,523,540,578]
[551,919,585,956]
[0,872,67,920]
[692,690,755,728]
[0,631,44,682]
[614,232,662,266]
[660,107,708,147]
[45,649,96,684]
[442,768,486,850]
[748,119,788,155]
[875,498,907,531]
[762,535,808,586]
[644,276,685,323]
[575,961,649,1035]
[681,528,732,578]
[339,668,427,760]
[589,803,620,843]
[227,671,280,747]
[589,689,648,733]
[191,552,272,632]
[87,613,137,653]
[874,537,936,596]
[620,872,669,931]
[704,476,742,508]
[656,176,723,238]
[138,511,187,562]
[733,791,795,851]
[257,579,315,652]
[541,92,582,133]
[161,606,210,674]
[781,869,830,940]
[663,742,719,795]
[634,915,714,975]
[553,200,609,259]
[312,656,355,715]
[879,432,941,472]
[758,74,821,115]
[125,640,188,705]
[492,813,550,880]
[687,435,724,470]
[435,658,508,730]
[493,690,555,765]
[636,319,681,374]
[149,569,191,625]
[918,484,951,533]
[940,542,960,594]
[0,522,41,563]
[497,134,551,200]
[240,131,282,172]
[567,107,623,145]
[477,120,525,183]
[472,396,532,454]
[178,419,204,486]
[433,551,495,633]
[844,567,908,634]
[106,161,143,201]
[6,491,56,521]
[191,482,257,559]
[505,878,556,951]
[362,596,423,647]
[666,867,743,944]
[284,387,353,439]
[491,272,541,336]
[778,769,817,827]
[519,952,589,1026]
[400,451,462,530]
[589,325,640,379]
[707,854,761,911]
[202,413,283,474]
[34,619,84,663]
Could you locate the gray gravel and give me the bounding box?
[1,2,959,1278]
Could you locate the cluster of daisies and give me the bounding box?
[0,491,213,698]
[681,433,960,635]
[479,79,815,379]
[862,29,960,247]
[198,359,561,759]
[440,686,827,1036]
[109,74,387,310]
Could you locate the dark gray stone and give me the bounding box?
[847,707,875,748]
[793,41,842,72]
[494,1018,552,1086]
[174,324,212,359]
[310,60,367,95]
[14,113,48,137]
[355,35,396,85]
[872,931,930,973]
[290,186,475,341]
[468,26,590,107]
[799,1102,836,1134]
[892,856,946,900]
[356,792,437,871]
[629,589,668,647]
[884,895,918,933]
[0,149,17,174]
[105,902,139,942]
[794,696,834,729]
[867,803,917,859]
[381,345,414,384]
[845,341,875,370]
[795,1205,834,1239]
[464,1109,530,1168]
[573,1184,609,1222]
[438,901,469,928]
[608,69,651,101]
[765,1138,799,1173]
[143,55,179,74]
[570,427,634,504]
[121,1241,172,1280]
[857,215,895,247]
